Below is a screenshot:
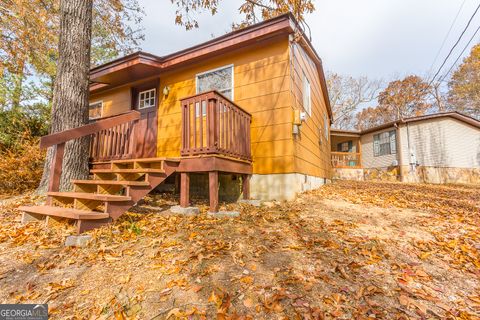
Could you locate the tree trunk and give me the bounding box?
[37,0,93,193]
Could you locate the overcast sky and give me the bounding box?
[139,0,480,83]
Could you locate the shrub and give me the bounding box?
[0,139,45,196]
[0,104,50,152]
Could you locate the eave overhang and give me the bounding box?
[88,13,333,120]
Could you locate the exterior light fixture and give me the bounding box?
[163,86,171,96]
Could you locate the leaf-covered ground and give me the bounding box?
[0,181,479,319]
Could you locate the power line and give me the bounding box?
[429,2,480,86]
[428,0,467,77]
[437,23,480,84]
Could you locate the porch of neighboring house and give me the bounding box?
[330,130,364,181]
[20,91,253,233]
[330,130,362,169]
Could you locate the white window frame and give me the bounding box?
[373,130,396,157]
[302,72,311,116]
[138,88,156,109]
[324,114,329,141]
[89,101,103,120]
[196,64,234,104]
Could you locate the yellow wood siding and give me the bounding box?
[88,35,332,178]
[90,87,131,118]
[289,42,332,178]
[156,37,294,174]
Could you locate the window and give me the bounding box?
[195,100,207,118]
[89,101,103,120]
[337,141,353,152]
[324,114,329,141]
[373,130,396,157]
[196,65,233,100]
[302,73,311,116]
[138,88,156,109]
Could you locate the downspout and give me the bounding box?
[405,122,416,182]
[395,123,403,182]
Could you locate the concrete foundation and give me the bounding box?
[250,173,327,201]
[334,165,480,186]
[208,211,240,218]
[333,168,364,181]
[363,166,400,182]
[170,206,200,215]
[65,235,92,247]
[402,166,480,184]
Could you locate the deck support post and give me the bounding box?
[180,172,190,207]
[209,171,219,213]
[242,174,251,200]
[47,142,65,205]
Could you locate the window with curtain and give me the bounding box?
[196,65,233,100]
[373,130,396,156]
[302,73,311,116]
[89,101,103,120]
[337,141,353,152]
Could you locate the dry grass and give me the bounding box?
[0,181,479,319]
[0,139,45,197]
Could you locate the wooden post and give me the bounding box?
[242,174,250,200]
[46,142,65,205]
[180,172,190,207]
[209,171,219,213]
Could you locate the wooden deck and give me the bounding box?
[19,91,253,233]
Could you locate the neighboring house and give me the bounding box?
[20,14,332,233]
[331,112,480,184]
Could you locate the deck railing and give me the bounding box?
[39,110,140,198]
[331,151,362,168]
[180,91,252,161]
[90,114,138,161]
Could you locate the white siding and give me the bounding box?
[361,127,399,169]
[399,118,480,168]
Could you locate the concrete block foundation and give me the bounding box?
[208,211,240,218]
[65,235,92,247]
[250,173,328,201]
[170,206,200,215]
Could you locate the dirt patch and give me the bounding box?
[0,181,479,319]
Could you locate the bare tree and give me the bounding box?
[326,72,381,130]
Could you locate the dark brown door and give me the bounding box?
[132,81,158,159]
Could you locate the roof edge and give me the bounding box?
[358,111,480,135]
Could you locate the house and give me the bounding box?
[20,14,333,233]
[331,112,480,184]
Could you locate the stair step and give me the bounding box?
[19,205,109,220]
[48,192,131,202]
[90,168,165,174]
[72,180,150,187]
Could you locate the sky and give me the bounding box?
[138,0,480,83]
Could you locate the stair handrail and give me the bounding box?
[40,110,141,196]
[40,111,140,149]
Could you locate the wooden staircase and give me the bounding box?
[20,158,180,233]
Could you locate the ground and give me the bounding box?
[0,181,479,319]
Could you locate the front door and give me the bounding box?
[132,81,158,158]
